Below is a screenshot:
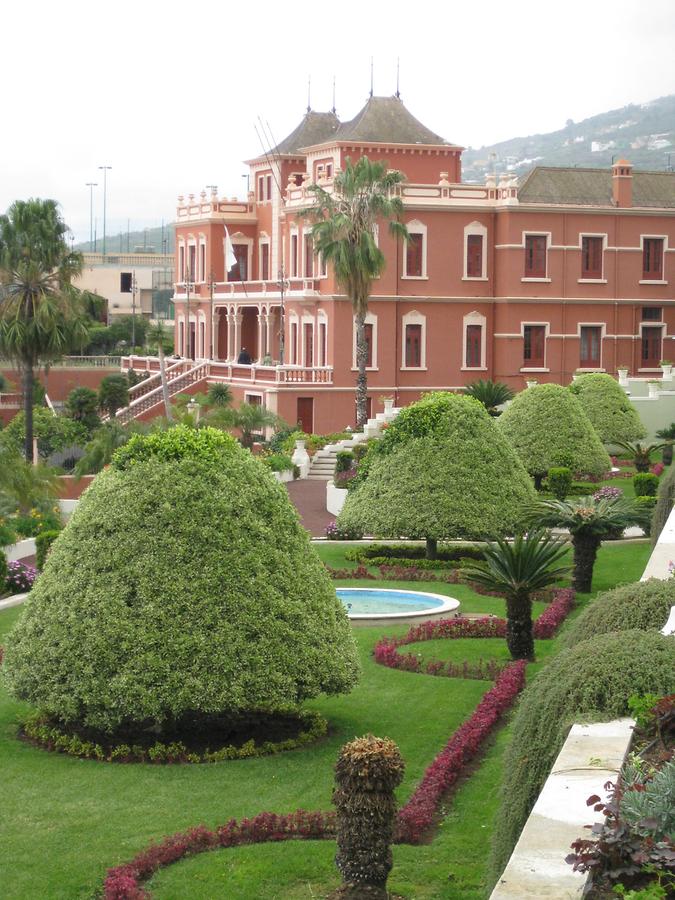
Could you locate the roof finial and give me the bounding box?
[307,75,311,113]
[332,75,336,115]
[370,57,374,98]
[396,57,400,99]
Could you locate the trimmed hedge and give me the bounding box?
[569,373,646,443]
[652,462,675,545]
[559,579,675,650]
[497,383,611,479]
[35,529,60,570]
[344,543,484,563]
[488,630,675,887]
[4,427,360,733]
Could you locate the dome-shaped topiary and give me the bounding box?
[569,373,646,444]
[559,578,675,649]
[488,629,675,887]
[497,383,611,482]
[338,393,536,549]
[3,427,360,733]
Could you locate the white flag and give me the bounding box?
[224,225,237,271]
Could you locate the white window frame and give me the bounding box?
[186,239,197,282]
[302,230,315,279]
[317,310,328,367]
[577,322,606,370]
[402,220,428,280]
[463,222,488,281]
[520,321,550,372]
[639,234,668,285]
[289,228,299,278]
[258,234,271,281]
[521,232,552,283]
[178,242,185,282]
[198,235,207,283]
[401,310,427,370]
[578,233,608,283]
[301,314,315,368]
[226,233,253,283]
[352,312,378,371]
[197,310,207,358]
[462,311,487,371]
[288,314,299,365]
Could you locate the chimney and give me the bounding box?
[612,159,633,208]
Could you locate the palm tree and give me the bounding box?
[655,423,675,466]
[74,420,146,476]
[0,445,60,516]
[524,495,650,593]
[207,401,284,449]
[301,157,408,426]
[462,530,570,660]
[0,199,89,461]
[614,439,666,473]
[147,322,173,421]
[464,379,514,416]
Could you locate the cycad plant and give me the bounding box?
[524,496,650,593]
[655,423,675,466]
[462,529,570,660]
[464,379,514,416]
[614,440,666,473]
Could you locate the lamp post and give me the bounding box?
[277,266,289,366]
[131,271,138,349]
[98,165,112,256]
[85,182,97,249]
[184,266,194,359]
[208,270,216,360]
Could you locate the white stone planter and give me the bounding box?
[525,380,538,390]
[660,364,672,381]
[617,368,629,387]
[5,538,36,563]
[272,469,294,483]
[326,481,348,516]
[383,398,394,415]
[291,440,310,479]
[648,382,660,399]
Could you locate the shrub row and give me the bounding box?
[396,660,527,843]
[22,709,328,765]
[344,543,484,563]
[103,811,337,899]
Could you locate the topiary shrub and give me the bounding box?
[633,472,659,497]
[569,373,646,444]
[338,393,536,559]
[335,450,355,474]
[488,630,675,888]
[332,735,404,900]
[560,579,675,650]
[3,426,360,734]
[545,466,573,500]
[497,383,611,487]
[35,529,61,570]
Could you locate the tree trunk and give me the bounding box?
[22,366,34,463]
[571,534,602,593]
[662,443,672,466]
[354,310,368,428]
[505,591,535,661]
[533,472,545,491]
[425,538,438,560]
[158,345,173,421]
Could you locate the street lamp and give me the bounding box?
[208,270,217,360]
[131,271,138,349]
[184,266,195,359]
[85,182,98,250]
[186,398,200,423]
[98,166,112,256]
[277,266,289,366]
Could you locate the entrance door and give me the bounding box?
[189,322,196,359]
[641,326,662,368]
[297,397,314,433]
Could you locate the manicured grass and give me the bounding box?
[0,540,652,899]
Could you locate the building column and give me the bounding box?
[264,312,272,357]
[231,314,242,362]
[256,311,265,364]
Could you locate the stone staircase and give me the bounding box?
[114,362,208,424]
[306,406,400,480]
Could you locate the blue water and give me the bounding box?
[336,588,445,615]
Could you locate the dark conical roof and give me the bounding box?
[271,109,340,155]
[333,95,450,145]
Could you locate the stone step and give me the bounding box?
[307,473,333,480]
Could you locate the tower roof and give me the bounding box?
[332,95,450,146]
[270,109,341,156]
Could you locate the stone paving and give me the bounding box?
[286,479,332,538]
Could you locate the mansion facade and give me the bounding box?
[169,95,675,434]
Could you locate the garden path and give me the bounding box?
[286,480,332,537]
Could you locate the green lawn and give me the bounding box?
[0,540,652,899]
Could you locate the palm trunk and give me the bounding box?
[354,310,368,428]
[22,366,34,463]
[571,534,602,593]
[505,591,535,660]
[662,443,673,466]
[158,344,173,421]
[534,472,545,491]
[425,538,438,560]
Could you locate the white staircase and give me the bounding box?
[114,362,208,424]
[307,407,401,480]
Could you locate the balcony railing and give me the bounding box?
[209,361,333,384]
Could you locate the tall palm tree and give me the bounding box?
[462,530,570,660]
[301,157,408,426]
[147,322,173,421]
[525,495,650,593]
[0,199,89,460]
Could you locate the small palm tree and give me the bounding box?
[462,530,570,660]
[301,157,408,426]
[464,379,514,416]
[207,402,285,449]
[206,383,232,408]
[0,199,90,460]
[524,495,650,593]
[147,322,173,421]
[614,439,666,473]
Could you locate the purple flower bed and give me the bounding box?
[5,561,37,595]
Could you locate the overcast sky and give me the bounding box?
[3,0,674,243]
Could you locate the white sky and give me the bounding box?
[2,0,674,243]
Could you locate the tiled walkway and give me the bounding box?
[286,480,332,537]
